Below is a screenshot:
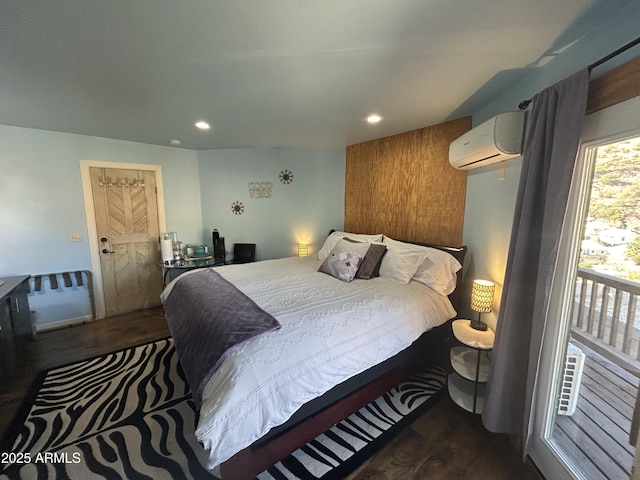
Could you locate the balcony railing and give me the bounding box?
[571,268,640,372]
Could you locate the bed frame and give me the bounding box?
[219,239,467,479]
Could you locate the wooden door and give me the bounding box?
[90,167,162,315]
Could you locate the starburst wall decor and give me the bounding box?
[231,201,245,215]
[279,169,294,184]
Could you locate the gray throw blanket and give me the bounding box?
[162,269,281,407]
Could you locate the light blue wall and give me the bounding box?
[461,0,640,328]
[0,126,344,328]
[0,124,201,327]
[197,148,346,260]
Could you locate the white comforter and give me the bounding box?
[165,256,456,469]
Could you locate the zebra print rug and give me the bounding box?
[0,338,446,480]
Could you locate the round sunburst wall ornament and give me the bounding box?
[231,201,245,215]
[279,169,294,184]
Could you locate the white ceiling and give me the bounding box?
[0,0,614,150]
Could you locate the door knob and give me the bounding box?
[100,237,108,243]
[101,248,115,254]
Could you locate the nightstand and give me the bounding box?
[448,319,495,414]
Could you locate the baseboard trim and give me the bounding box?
[35,315,95,333]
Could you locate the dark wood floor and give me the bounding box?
[346,391,542,480]
[0,307,170,434]
[1,307,542,479]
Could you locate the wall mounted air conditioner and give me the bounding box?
[449,111,525,170]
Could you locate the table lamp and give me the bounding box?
[298,244,309,257]
[470,279,495,331]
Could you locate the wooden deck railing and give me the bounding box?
[572,268,640,368]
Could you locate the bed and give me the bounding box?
[161,232,466,479]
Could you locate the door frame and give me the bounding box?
[80,160,167,319]
[529,95,640,479]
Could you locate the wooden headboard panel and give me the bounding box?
[344,117,471,247]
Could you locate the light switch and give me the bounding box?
[69,233,83,242]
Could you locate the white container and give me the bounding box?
[160,233,174,263]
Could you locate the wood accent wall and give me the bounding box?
[587,54,640,114]
[344,117,471,247]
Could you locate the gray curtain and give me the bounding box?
[482,69,590,452]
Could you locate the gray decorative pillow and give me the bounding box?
[318,238,371,282]
[356,243,388,279]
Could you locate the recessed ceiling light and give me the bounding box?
[366,114,382,124]
[195,121,211,130]
[169,138,181,146]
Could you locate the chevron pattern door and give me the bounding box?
[90,167,162,315]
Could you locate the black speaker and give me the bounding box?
[212,230,225,261]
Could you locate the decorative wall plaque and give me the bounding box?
[248,181,273,198]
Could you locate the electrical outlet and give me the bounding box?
[69,233,83,242]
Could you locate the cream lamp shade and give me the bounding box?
[298,244,309,257]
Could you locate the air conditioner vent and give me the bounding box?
[557,343,585,416]
[449,111,525,170]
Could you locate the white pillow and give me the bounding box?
[412,248,462,295]
[382,237,461,293]
[317,231,383,261]
[379,238,429,284]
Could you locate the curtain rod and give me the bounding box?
[518,35,640,110]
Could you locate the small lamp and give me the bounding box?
[298,244,309,257]
[470,279,495,331]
